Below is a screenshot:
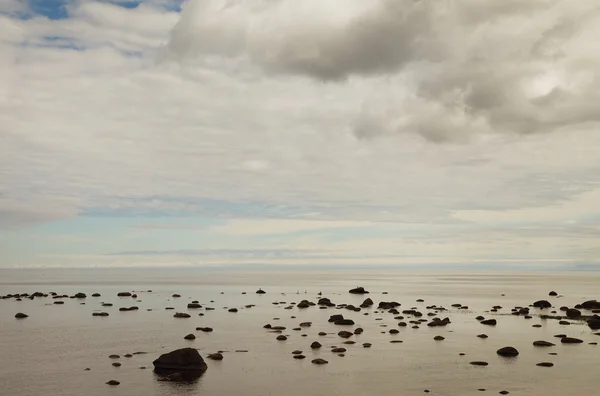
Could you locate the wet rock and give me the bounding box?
[297,300,311,309]
[476,316,485,321]
[109,355,120,359]
[477,334,488,339]
[481,319,497,326]
[469,361,488,366]
[153,347,208,372]
[256,289,266,294]
[54,301,64,305]
[434,336,445,341]
[587,316,600,330]
[184,334,196,340]
[363,343,372,348]
[276,335,287,341]
[318,332,327,336]
[73,293,86,299]
[102,303,113,307]
[106,380,120,386]
[566,308,581,318]
[292,350,303,355]
[390,340,403,343]
[334,319,355,326]
[112,362,121,367]
[561,337,583,344]
[15,313,28,319]
[360,298,374,308]
[293,354,306,359]
[338,331,353,338]
[174,312,191,318]
[398,322,407,327]
[299,322,312,327]
[187,303,202,309]
[331,347,346,353]
[92,312,109,317]
[549,291,558,296]
[311,358,328,365]
[228,308,238,313]
[580,300,600,310]
[311,341,322,349]
[124,354,132,358]
[537,362,554,367]
[117,292,132,297]
[92,293,101,297]
[196,327,213,332]
[533,300,552,309]
[208,353,223,361]
[354,328,364,334]
[497,346,519,357]
[558,320,571,325]
[328,314,344,323]
[172,294,181,298]
[349,287,368,295]
[533,340,555,347]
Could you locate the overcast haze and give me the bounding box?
[1,0,599,269]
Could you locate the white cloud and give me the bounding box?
[1,0,599,267]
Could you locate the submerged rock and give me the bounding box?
[349,287,369,295]
[533,341,555,347]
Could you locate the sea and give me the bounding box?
[0,267,599,396]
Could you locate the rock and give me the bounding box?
[15,313,28,319]
[92,293,101,297]
[172,294,181,298]
[566,308,581,318]
[311,358,328,365]
[499,391,509,395]
[389,329,400,334]
[173,312,191,318]
[360,298,374,308]
[354,328,364,334]
[228,308,238,313]
[92,312,109,317]
[469,361,488,366]
[549,291,558,296]
[184,334,196,340]
[152,347,208,372]
[398,322,407,327]
[476,316,485,321]
[196,327,213,332]
[109,354,120,359]
[276,335,287,341]
[328,314,344,323]
[112,362,121,367]
[533,300,552,309]
[124,354,132,358]
[331,347,346,353]
[554,334,567,338]
[481,319,497,326]
[54,301,64,305]
[559,320,571,325]
[587,316,600,330]
[292,350,303,355]
[334,319,355,326]
[102,303,113,307]
[477,334,488,339]
[208,353,223,361]
[117,292,131,297]
[338,331,353,338]
[256,289,266,294]
[318,332,327,336]
[434,336,445,341]
[537,362,554,367]
[293,354,306,359]
[497,346,519,357]
[187,303,202,309]
[533,341,555,347]
[390,340,403,343]
[311,341,322,349]
[299,322,312,327]
[580,300,600,310]
[561,337,583,344]
[349,287,369,295]
[73,293,86,299]
[296,300,311,308]
[106,380,120,386]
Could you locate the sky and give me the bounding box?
[1,0,600,269]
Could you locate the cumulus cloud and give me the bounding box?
[166,0,600,142]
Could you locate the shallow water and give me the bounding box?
[0,268,599,396]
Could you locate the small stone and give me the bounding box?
[15,313,28,319]
[434,336,445,341]
[536,362,554,367]
[106,380,120,386]
[208,353,223,360]
[276,335,287,341]
[184,333,196,340]
[311,358,328,365]
[470,361,488,366]
[112,362,121,367]
[497,346,519,357]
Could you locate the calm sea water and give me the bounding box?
[0,268,599,396]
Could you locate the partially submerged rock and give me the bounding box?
[153,348,207,372]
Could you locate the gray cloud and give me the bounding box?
[166,0,600,142]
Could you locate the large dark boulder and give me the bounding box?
[153,348,207,372]
[566,308,581,319]
[349,287,368,295]
[533,300,552,309]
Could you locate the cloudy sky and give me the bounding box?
[1,0,599,269]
